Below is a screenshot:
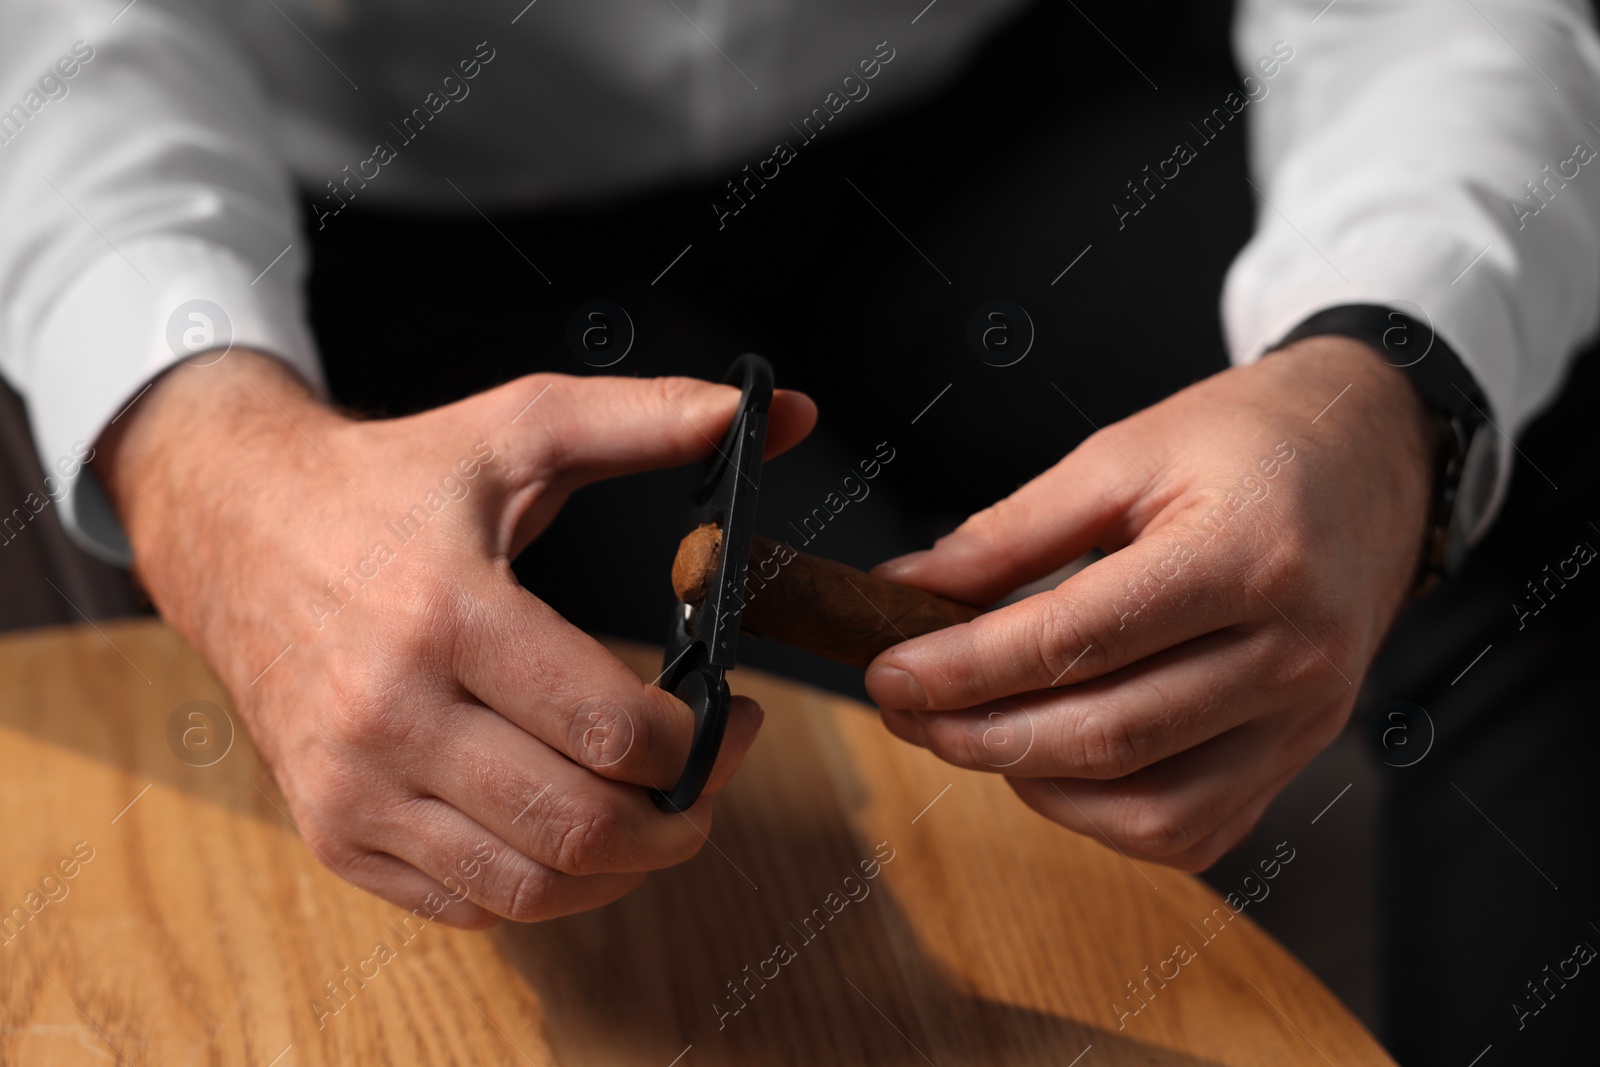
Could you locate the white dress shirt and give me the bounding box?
[1,0,1597,564]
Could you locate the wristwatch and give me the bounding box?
[1270,304,1502,595]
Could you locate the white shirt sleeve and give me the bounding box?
[1225,0,1600,532]
[0,0,323,565]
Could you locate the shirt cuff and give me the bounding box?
[1221,228,1517,540]
[27,235,323,566]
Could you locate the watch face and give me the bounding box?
[1451,425,1503,558]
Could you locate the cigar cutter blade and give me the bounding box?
[650,353,773,812]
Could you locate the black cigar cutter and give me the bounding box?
[650,354,773,812]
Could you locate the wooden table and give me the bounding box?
[0,620,1393,1065]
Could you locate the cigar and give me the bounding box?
[671,523,980,669]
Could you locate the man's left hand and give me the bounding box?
[865,336,1437,871]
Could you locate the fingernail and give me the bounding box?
[873,550,930,580]
[866,665,927,709]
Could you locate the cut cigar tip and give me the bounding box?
[672,522,723,603]
[669,523,980,669]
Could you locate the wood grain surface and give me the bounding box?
[0,620,1394,1066]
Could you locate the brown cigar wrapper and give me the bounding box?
[672,525,981,669]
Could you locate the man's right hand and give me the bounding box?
[95,350,816,927]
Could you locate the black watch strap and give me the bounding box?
[1269,304,1493,594]
[1274,304,1489,424]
